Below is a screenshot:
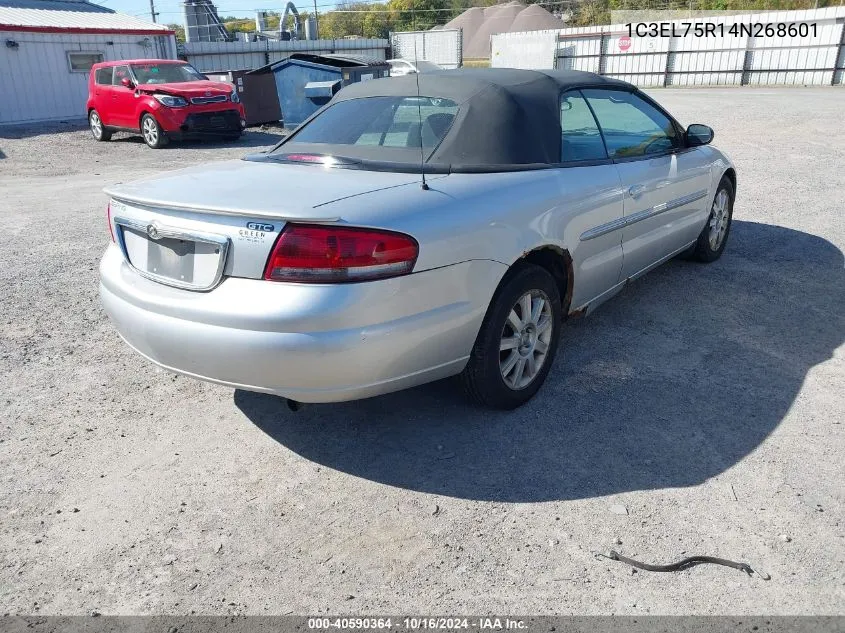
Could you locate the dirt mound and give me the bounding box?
[442,1,566,59]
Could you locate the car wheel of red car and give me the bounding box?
[141,114,168,149]
[89,110,112,142]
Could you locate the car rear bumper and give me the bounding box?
[99,245,505,403]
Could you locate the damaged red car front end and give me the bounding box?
[86,59,247,148]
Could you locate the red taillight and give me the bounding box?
[264,224,419,283]
[107,202,115,242]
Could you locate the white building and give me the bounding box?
[491,6,845,87]
[0,0,177,124]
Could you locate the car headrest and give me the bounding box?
[422,113,454,147]
[406,122,422,148]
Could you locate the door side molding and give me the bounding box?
[580,188,708,241]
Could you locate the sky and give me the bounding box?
[92,0,341,24]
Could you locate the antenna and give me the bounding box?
[412,4,429,191]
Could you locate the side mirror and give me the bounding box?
[686,123,714,147]
[120,77,134,89]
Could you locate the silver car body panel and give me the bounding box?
[100,146,734,402]
[100,245,506,402]
[615,147,715,279]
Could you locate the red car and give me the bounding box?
[86,59,247,149]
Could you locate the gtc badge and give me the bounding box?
[147,223,160,240]
[246,222,274,232]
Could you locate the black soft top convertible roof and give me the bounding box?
[317,69,634,168]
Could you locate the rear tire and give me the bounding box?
[89,110,111,142]
[689,176,734,262]
[141,114,168,149]
[461,264,562,409]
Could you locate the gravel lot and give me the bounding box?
[1,88,843,616]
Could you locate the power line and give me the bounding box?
[143,0,577,18]
[136,0,821,23]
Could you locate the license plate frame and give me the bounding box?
[114,216,230,291]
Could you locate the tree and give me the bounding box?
[167,23,186,43]
[317,0,457,38]
[362,7,392,38]
[319,2,371,38]
[387,0,452,31]
[223,18,256,34]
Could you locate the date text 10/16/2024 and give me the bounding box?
[626,21,818,38]
[307,618,527,630]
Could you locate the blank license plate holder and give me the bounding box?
[147,236,196,284]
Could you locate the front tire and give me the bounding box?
[689,176,734,262]
[89,110,111,141]
[461,264,562,409]
[141,114,168,149]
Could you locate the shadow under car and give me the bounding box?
[235,220,844,502]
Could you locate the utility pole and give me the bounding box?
[313,0,319,39]
[149,0,158,23]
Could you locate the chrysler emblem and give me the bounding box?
[146,223,160,240]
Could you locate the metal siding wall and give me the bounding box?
[0,31,177,124]
[603,32,669,82]
[491,7,845,88]
[491,30,558,69]
[183,39,390,73]
[746,16,842,84]
[836,19,845,85]
[185,40,266,72]
[556,39,597,72]
[391,30,462,69]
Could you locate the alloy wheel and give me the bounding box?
[708,188,730,250]
[499,290,553,389]
[142,117,159,146]
[90,112,102,139]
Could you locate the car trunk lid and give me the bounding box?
[105,159,429,219]
[105,160,431,289]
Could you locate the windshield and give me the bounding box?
[273,96,459,163]
[131,63,205,85]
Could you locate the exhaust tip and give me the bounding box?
[286,398,303,412]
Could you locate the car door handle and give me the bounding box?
[628,185,646,199]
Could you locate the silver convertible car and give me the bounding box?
[100,69,735,409]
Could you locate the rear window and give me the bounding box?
[280,96,459,158]
[95,67,113,85]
